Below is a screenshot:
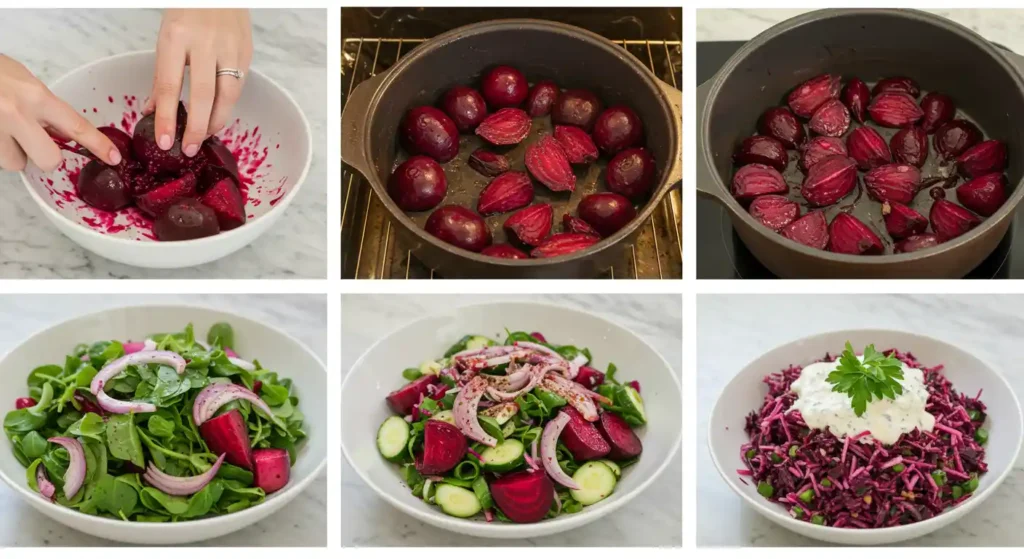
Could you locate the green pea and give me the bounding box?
[788,445,798,458]
[931,470,947,487]
[952,485,963,500]
[892,463,905,473]
[799,489,814,503]
[757,481,774,498]
[975,427,988,445]
[821,478,833,488]
[811,514,826,525]
[745,449,756,460]
[770,452,782,464]
[968,409,982,421]
[963,474,979,493]
[790,505,804,519]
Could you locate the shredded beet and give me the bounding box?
[740,349,988,528]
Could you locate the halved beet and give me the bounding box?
[201,137,239,180]
[597,412,642,460]
[385,375,440,415]
[136,170,198,218]
[575,365,605,389]
[132,102,189,174]
[489,469,554,523]
[252,448,290,494]
[153,198,220,241]
[414,420,467,475]
[199,167,247,230]
[77,160,133,211]
[199,409,254,470]
[559,407,611,461]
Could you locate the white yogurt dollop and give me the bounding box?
[791,357,935,445]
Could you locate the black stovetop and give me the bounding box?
[696,41,1018,279]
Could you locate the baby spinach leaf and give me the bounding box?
[207,322,234,349]
[147,415,175,439]
[140,487,189,515]
[535,388,567,410]
[401,367,423,381]
[25,458,43,492]
[3,408,48,434]
[19,431,48,459]
[106,415,145,468]
[260,384,290,407]
[216,463,254,485]
[27,365,63,391]
[181,479,224,519]
[443,335,475,357]
[68,412,106,442]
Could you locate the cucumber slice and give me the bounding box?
[435,484,482,518]
[466,336,495,351]
[376,416,410,462]
[480,402,518,425]
[621,385,647,423]
[569,461,617,505]
[432,410,456,426]
[599,459,622,478]
[478,439,525,472]
[419,360,442,376]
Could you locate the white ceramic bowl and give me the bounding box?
[342,301,681,539]
[19,51,312,268]
[708,329,1023,545]
[0,305,327,544]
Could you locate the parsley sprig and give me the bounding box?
[826,342,905,417]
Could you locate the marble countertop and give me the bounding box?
[0,9,325,278]
[696,294,1024,546]
[697,9,1024,55]
[0,294,326,546]
[341,294,682,547]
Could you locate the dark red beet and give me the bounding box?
[841,78,870,123]
[98,126,133,161]
[490,469,554,523]
[252,448,290,494]
[415,420,467,475]
[575,365,605,389]
[504,203,553,247]
[933,119,982,161]
[530,332,547,342]
[890,126,929,168]
[627,380,641,394]
[781,211,829,250]
[386,375,441,416]
[882,201,928,239]
[872,76,920,97]
[480,244,529,259]
[895,234,942,253]
[562,213,601,237]
[388,156,447,212]
[758,107,805,149]
[827,212,884,255]
[957,173,1007,217]
[136,170,198,218]
[132,103,188,174]
[799,137,846,173]
[153,198,221,241]
[73,393,105,416]
[425,205,492,252]
[559,407,610,461]
[525,80,559,117]
[399,106,459,163]
[440,86,489,132]
[920,92,955,134]
[551,89,603,132]
[606,147,657,199]
[15,397,36,410]
[578,193,636,237]
[200,136,239,180]
[732,163,788,204]
[199,409,254,470]
[481,66,528,109]
[748,194,800,232]
[788,74,841,118]
[77,160,132,211]
[597,412,642,460]
[808,99,850,137]
[735,135,789,172]
[553,125,599,165]
[957,140,1007,178]
[199,168,246,230]
[930,199,981,241]
[592,106,644,155]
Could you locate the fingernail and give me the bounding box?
[158,134,172,150]
[184,143,199,158]
[109,149,122,166]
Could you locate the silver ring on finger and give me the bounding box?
[216,68,245,80]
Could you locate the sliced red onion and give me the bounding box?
[47,437,86,499]
[452,376,497,447]
[553,488,563,515]
[541,373,602,421]
[144,338,158,351]
[228,357,256,371]
[514,341,581,378]
[90,350,186,394]
[36,463,55,501]
[452,345,515,360]
[142,454,225,496]
[95,384,157,414]
[541,411,580,489]
[192,383,276,426]
[485,363,548,402]
[484,369,530,391]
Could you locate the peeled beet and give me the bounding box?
[136,171,198,218]
[597,412,642,460]
[98,126,133,161]
[199,167,247,230]
[559,407,611,461]
[399,106,459,163]
[153,198,220,241]
[77,160,133,211]
[199,409,254,470]
[425,205,492,252]
[132,103,188,174]
[481,66,528,109]
[575,365,605,389]
[440,86,489,132]
[578,193,636,237]
[551,89,603,132]
[252,448,290,494]
[200,137,239,180]
[415,420,467,475]
[386,374,440,415]
[490,469,554,523]
[388,155,447,212]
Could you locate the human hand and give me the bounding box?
[145,9,253,159]
[0,55,121,172]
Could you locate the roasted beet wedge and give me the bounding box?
[490,469,554,523]
[153,198,220,241]
[200,137,239,180]
[199,409,254,470]
[597,412,642,460]
[559,407,611,461]
[252,448,290,494]
[575,365,605,389]
[415,420,467,475]
[386,375,440,415]
[199,167,247,230]
[136,170,198,218]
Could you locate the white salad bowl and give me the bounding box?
[18,50,312,269]
[708,329,1023,545]
[0,305,327,544]
[342,301,681,539]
